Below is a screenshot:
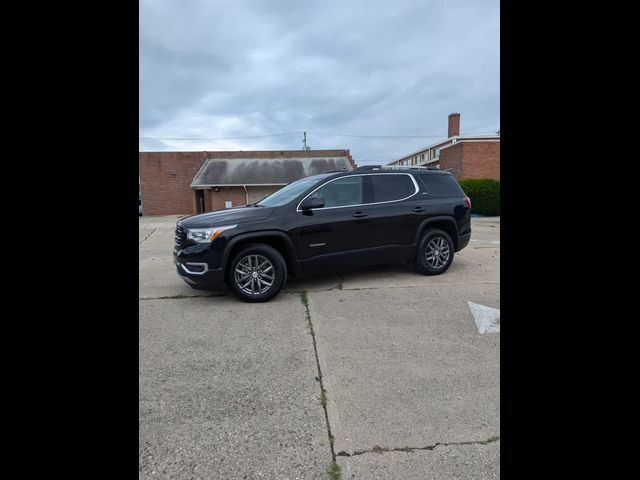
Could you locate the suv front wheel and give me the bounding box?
[227,244,287,302]
[416,228,455,276]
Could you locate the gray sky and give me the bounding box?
[139,0,499,165]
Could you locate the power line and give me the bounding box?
[139,132,303,141]
[139,130,499,141]
[313,131,498,139]
[313,133,444,139]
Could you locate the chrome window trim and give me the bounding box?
[296,173,420,212]
[180,262,209,275]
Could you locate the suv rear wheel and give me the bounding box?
[416,228,455,275]
[227,244,287,302]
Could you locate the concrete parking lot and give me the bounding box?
[139,216,500,479]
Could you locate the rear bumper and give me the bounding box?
[174,255,226,290]
[457,231,471,251]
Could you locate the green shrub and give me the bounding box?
[458,179,500,216]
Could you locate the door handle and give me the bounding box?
[412,206,426,213]
[352,211,368,218]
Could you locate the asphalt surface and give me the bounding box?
[139,215,500,479]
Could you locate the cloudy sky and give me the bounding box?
[139,0,499,165]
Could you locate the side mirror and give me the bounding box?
[300,197,325,210]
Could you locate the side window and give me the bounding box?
[309,176,363,208]
[419,173,465,196]
[369,174,415,202]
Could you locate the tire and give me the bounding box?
[415,228,455,276]
[227,244,287,302]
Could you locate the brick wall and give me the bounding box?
[439,143,464,179]
[211,187,247,211]
[139,149,354,216]
[139,152,207,215]
[460,142,500,180]
[439,141,500,180]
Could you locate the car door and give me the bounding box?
[295,175,378,271]
[365,173,422,248]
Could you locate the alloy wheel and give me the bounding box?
[234,255,275,295]
[425,236,451,269]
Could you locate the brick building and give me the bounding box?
[139,150,355,216]
[388,113,500,180]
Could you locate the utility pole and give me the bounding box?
[303,131,310,150]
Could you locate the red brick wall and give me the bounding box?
[139,152,207,215]
[439,141,500,180]
[439,144,464,179]
[211,187,247,211]
[460,142,500,180]
[139,149,353,216]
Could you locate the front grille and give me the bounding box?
[175,225,186,248]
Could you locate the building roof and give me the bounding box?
[389,134,500,164]
[191,155,353,188]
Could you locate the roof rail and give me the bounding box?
[355,165,382,170]
[380,165,441,171]
[354,165,441,172]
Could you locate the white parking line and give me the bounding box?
[468,301,500,334]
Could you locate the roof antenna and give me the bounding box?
[303,131,310,151]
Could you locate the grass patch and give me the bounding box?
[300,290,312,331]
[326,461,342,480]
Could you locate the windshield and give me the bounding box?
[256,174,330,207]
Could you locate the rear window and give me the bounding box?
[370,174,415,202]
[419,173,465,196]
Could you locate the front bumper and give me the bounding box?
[174,255,226,291]
[173,234,230,290]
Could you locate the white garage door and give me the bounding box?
[246,186,282,204]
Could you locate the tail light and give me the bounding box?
[464,196,472,208]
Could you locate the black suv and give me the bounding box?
[174,166,472,302]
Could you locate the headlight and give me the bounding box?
[186,225,237,243]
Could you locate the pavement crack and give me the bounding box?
[285,281,498,295]
[139,227,159,246]
[337,436,500,457]
[139,293,225,300]
[299,291,337,462]
[340,282,499,292]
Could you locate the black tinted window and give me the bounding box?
[310,176,363,208]
[370,174,415,202]
[258,174,329,207]
[420,174,464,196]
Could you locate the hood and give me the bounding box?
[177,206,274,228]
